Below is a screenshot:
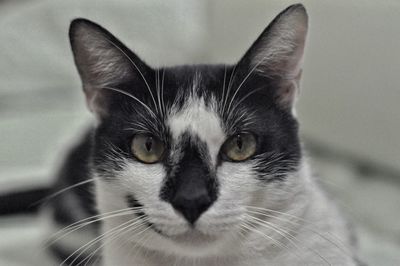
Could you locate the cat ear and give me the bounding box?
[69,18,151,116]
[239,4,308,109]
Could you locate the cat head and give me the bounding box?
[69,4,308,256]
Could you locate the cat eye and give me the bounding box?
[221,133,257,162]
[131,134,165,163]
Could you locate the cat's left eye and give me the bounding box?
[221,133,257,162]
[131,134,165,163]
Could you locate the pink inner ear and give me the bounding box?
[249,7,307,110]
[84,87,109,118]
[276,73,301,109]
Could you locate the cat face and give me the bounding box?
[69,4,307,255]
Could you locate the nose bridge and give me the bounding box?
[160,136,218,224]
[173,137,213,198]
[175,159,210,202]
[176,144,210,192]
[174,133,212,184]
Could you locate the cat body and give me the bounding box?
[49,4,362,266]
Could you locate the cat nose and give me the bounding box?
[171,185,212,225]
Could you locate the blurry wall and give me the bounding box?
[0,0,399,190]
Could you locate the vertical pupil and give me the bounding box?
[236,134,243,150]
[145,137,153,152]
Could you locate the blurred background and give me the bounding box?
[0,0,399,265]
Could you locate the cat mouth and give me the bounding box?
[169,229,218,243]
[125,194,222,244]
[125,194,163,235]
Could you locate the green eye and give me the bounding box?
[222,133,257,161]
[131,134,165,163]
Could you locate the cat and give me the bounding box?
[47,4,364,266]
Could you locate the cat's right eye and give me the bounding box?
[131,134,165,164]
[221,133,257,162]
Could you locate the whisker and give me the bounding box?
[244,206,352,258]
[243,215,306,262]
[113,220,152,266]
[227,87,263,118]
[104,141,129,160]
[127,222,152,250]
[225,62,260,115]
[245,214,302,250]
[155,68,162,117]
[222,64,237,115]
[128,110,161,135]
[46,207,144,248]
[123,125,148,132]
[103,38,158,111]
[220,65,227,111]
[245,214,331,265]
[77,222,142,266]
[33,178,98,207]
[80,218,150,266]
[64,217,144,266]
[114,222,152,266]
[101,86,157,119]
[61,218,139,266]
[239,219,291,252]
[89,217,151,265]
[224,46,298,119]
[161,69,166,115]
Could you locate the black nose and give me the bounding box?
[171,185,212,225]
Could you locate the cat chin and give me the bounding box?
[165,229,219,245]
[152,221,235,247]
[144,230,236,259]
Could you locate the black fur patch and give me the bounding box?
[125,194,146,217]
[160,133,218,223]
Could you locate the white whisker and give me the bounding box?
[36,178,97,207]
[80,218,150,266]
[65,217,145,266]
[104,38,158,111]
[46,208,144,249]
[245,214,331,265]
[222,65,237,115]
[239,219,291,252]
[220,65,227,111]
[101,86,157,119]
[244,206,352,257]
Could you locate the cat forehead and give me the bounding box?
[168,96,223,140]
[167,95,226,162]
[166,69,224,141]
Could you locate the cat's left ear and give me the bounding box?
[238,4,308,109]
[69,19,152,117]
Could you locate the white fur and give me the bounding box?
[168,95,226,164]
[96,158,357,266]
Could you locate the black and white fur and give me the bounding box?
[48,4,363,266]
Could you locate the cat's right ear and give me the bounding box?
[69,19,151,117]
[236,4,308,110]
